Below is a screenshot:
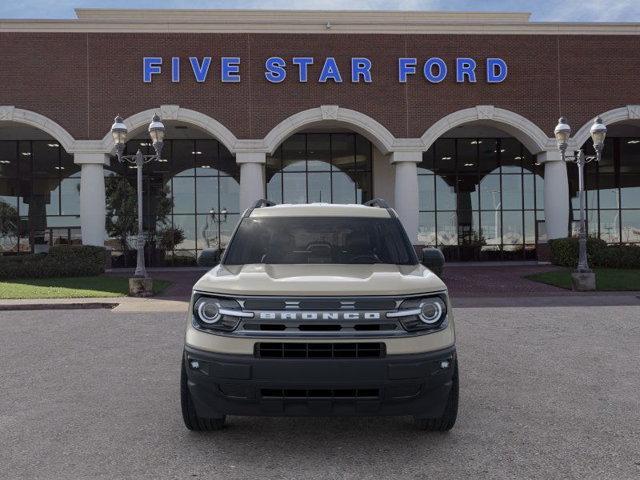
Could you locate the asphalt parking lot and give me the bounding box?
[2,305,639,479]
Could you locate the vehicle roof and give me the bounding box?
[249,203,392,218]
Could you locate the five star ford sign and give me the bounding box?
[143,56,508,84]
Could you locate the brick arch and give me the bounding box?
[263,105,397,155]
[100,105,239,155]
[572,105,640,149]
[0,106,76,152]
[420,105,553,155]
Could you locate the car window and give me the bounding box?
[223,216,417,265]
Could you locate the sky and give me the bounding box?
[0,0,639,22]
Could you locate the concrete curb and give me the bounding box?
[0,296,190,313]
[0,302,119,311]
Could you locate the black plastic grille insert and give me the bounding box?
[256,342,385,359]
[261,388,380,399]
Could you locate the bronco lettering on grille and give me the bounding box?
[257,312,381,320]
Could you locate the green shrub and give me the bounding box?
[0,245,107,280]
[594,245,640,269]
[549,237,607,267]
[549,237,640,269]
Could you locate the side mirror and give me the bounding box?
[421,247,445,278]
[197,248,222,267]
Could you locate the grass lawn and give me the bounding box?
[0,276,172,299]
[526,268,640,291]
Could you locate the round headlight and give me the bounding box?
[418,298,445,324]
[195,298,221,324]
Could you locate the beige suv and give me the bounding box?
[181,199,457,431]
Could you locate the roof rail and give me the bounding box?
[363,198,390,209]
[252,199,276,208]
[242,198,276,219]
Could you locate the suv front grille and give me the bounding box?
[243,298,397,311]
[261,388,380,399]
[243,322,398,333]
[255,342,385,359]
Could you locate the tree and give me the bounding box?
[0,200,19,251]
[105,176,173,251]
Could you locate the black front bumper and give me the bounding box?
[184,345,456,417]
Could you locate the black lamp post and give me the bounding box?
[110,114,165,287]
[553,116,607,289]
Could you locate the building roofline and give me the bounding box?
[0,9,638,35]
[75,8,534,23]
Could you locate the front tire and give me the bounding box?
[181,360,226,431]
[415,359,458,432]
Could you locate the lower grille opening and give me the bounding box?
[298,324,342,331]
[353,323,397,331]
[256,342,385,359]
[243,323,287,331]
[261,388,380,399]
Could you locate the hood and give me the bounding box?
[193,264,446,296]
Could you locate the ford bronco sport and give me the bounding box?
[181,199,458,431]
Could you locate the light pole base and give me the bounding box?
[571,271,596,291]
[129,277,154,297]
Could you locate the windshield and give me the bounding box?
[223,216,418,265]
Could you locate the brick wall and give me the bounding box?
[0,32,638,142]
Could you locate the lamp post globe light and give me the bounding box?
[110,113,165,296]
[553,116,607,291]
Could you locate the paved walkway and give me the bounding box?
[128,264,572,301]
[122,265,640,310]
[442,264,566,297]
[2,265,638,312]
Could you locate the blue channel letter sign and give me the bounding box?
[142,56,508,84]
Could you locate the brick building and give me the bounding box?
[0,9,639,264]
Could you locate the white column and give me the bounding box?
[75,153,109,246]
[391,150,422,244]
[372,146,395,204]
[237,152,266,212]
[538,151,569,240]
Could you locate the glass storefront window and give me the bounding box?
[60,175,81,215]
[307,134,331,171]
[418,174,435,211]
[417,211,436,245]
[0,140,80,253]
[332,171,358,204]
[502,210,524,247]
[499,138,522,174]
[479,175,501,211]
[599,210,620,243]
[266,132,373,205]
[195,177,219,213]
[419,137,543,260]
[171,177,196,214]
[501,175,523,210]
[435,175,456,211]
[307,172,331,202]
[621,138,640,173]
[457,176,479,210]
[621,210,640,243]
[569,136,640,245]
[282,173,307,204]
[106,138,239,266]
[479,139,499,175]
[620,175,640,208]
